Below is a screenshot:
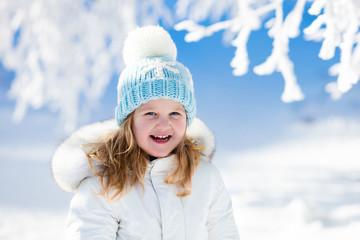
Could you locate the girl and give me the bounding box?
[52,25,240,240]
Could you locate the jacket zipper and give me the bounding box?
[148,162,165,240]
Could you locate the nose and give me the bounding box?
[156,116,171,130]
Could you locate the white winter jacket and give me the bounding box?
[52,118,240,240]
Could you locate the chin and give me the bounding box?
[148,147,176,158]
[151,152,171,158]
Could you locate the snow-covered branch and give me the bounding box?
[1,0,360,130]
[0,0,170,132]
[175,0,360,102]
[305,0,360,99]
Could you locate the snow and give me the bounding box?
[218,117,360,240]
[2,1,360,131]
[0,159,71,239]
[176,0,360,102]
[1,117,359,239]
[0,207,67,240]
[0,0,170,132]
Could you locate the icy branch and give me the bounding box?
[176,0,306,102]
[0,0,169,132]
[175,0,360,102]
[305,0,360,99]
[2,0,360,130]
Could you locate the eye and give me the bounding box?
[145,112,156,116]
[170,112,180,116]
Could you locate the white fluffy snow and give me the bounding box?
[0,207,67,240]
[219,117,360,240]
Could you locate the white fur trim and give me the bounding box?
[186,118,215,161]
[52,120,118,192]
[52,118,215,192]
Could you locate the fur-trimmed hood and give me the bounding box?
[51,118,215,193]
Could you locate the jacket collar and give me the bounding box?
[51,118,215,193]
[145,155,176,176]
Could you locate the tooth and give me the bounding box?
[154,135,169,138]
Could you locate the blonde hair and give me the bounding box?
[87,112,202,201]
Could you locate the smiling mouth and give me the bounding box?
[151,135,172,143]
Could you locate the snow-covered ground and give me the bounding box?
[220,118,360,240]
[1,117,359,239]
[0,207,67,240]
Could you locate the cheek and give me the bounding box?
[174,119,187,136]
[132,119,148,141]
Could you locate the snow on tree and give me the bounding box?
[1,0,360,131]
[0,0,171,132]
[175,0,360,102]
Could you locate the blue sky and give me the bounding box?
[1,2,360,159]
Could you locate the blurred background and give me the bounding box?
[1,0,359,239]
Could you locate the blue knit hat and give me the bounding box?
[115,25,196,125]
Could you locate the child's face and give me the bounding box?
[132,98,187,158]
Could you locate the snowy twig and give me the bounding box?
[0,0,170,132]
[175,0,360,102]
[176,0,306,102]
[305,0,360,99]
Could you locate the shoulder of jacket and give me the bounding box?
[195,160,223,182]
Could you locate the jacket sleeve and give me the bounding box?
[206,168,240,240]
[66,178,119,240]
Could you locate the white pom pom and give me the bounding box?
[123,25,177,66]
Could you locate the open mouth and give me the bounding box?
[150,135,171,143]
